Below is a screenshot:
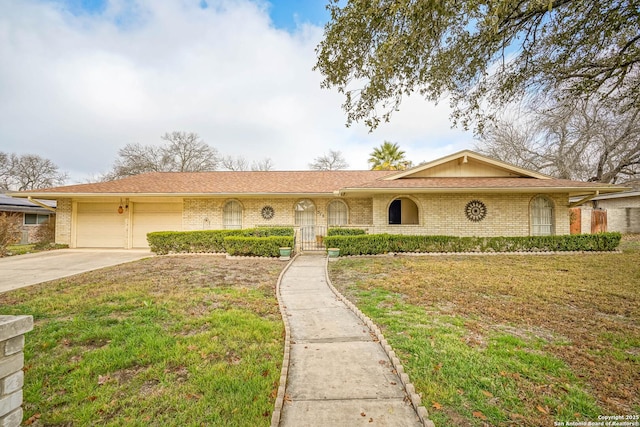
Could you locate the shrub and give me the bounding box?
[147,227,295,255]
[246,227,294,237]
[33,219,56,248]
[327,227,367,236]
[323,234,390,256]
[223,236,294,257]
[0,213,21,257]
[323,232,622,256]
[147,230,241,254]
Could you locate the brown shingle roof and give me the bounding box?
[18,170,393,195]
[13,171,625,198]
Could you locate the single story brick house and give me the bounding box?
[10,150,625,249]
[0,193,56,244]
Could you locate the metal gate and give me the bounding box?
[297,226,327,251]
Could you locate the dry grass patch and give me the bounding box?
[329,250,640,426]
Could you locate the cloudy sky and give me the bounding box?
[1,0,474,183]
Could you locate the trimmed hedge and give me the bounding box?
[147,230,240,254]
[244,227,294,237]
[147,227,294,255]
[327,227,367,236]
[323,232,622,256]
[223,236,294,257]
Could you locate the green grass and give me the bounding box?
[329,247,640,426]
[350,289,600,425]
[3,243,68,257]
[0,255,284,426]
[5,244,36,256]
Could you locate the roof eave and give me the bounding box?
[337,186,628,196]
[0,206,54,214]
[11,186,629,199]
[8,191,342,199]
[585,190,640,201]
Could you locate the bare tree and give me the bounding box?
[161,131,219,172]
[477,120,554,174]
[105,131,219,180]
[13,154,68,190]
[221,155,249,171]
[251,158,274,171]
[0,152,67,191]
[0,152,13,190]
[220,156,274,172]
[478,98,640,184]
[309,150,349,170]
[103,143,168,180]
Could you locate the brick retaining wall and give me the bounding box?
[0,315,33,427]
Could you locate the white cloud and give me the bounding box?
[0,0,474,182]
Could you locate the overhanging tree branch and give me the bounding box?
[316,0,640,133]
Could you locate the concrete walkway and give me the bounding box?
[0,249,152,293]
[277,255,427,427]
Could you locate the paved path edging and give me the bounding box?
[270,254,298,427]
[323,257,436,427]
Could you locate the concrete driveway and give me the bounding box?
[0,249,153,293]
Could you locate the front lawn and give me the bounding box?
[0,255,285,426]
[329,250,640,426]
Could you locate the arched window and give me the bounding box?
[530,196,554,235]
[327,200,348,226]
[388,197,419,225]
[223,200,242,229]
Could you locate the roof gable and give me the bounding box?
[382,150,551,180]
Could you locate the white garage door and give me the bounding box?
[76,203,125,248]
[132,203,182,248]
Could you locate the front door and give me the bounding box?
[295,199,316,248]
[389,199,401,224]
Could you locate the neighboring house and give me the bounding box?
[0,193,56,244]
[570,191,640,234]
[10,150,625,249]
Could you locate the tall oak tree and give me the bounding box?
[315,0,639,133]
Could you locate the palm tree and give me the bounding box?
[368,141,410,170]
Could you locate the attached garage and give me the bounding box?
[76,203,125,248]
[132,202,182,248]
[75,201,183,248]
